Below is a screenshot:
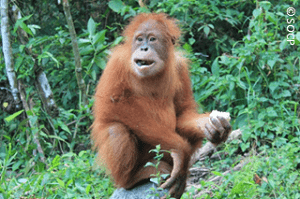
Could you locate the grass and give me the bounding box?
[0,150,114,199]
[1,134,300,199]
[186,142,300,199]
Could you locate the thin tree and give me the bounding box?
[1,0,46,164]
[1,0,20,109]
[62,0,88,107]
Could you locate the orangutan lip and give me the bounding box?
[135,59,154,67]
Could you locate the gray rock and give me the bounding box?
[110,182,168,199]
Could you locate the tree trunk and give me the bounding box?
[1,0,20,109]
[62,0,88,107]
[1,0,46,164]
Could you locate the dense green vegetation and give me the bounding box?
[1,0,299,198]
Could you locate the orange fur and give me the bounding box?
[91,13,211,195]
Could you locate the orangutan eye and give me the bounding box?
[149,37,156,42]
[137,37,143,42]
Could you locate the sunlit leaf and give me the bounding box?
[5,110,24,122]
[56,178,65,188]
[87,17,96,36]
[108,0,124,13]
[253,8,261,18]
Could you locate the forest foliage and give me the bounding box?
[0,0,299,198]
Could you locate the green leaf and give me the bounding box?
[208,24,214,29]
[266,12,277,25]
[80,46,94,55]
[30,115,38,126]
[79,151,86,157]
[66,179,73,187]
[13,14,33,35]
[56,178,65,188]
[197,25,204,32]
[15,56,24,71]
[18,178,28,183]
[189,37,195,45]
[267,59,276,69]
[242,129,251,142]
[211,171,223,176]
[150,177,159,184]
[58,121,71,135]
[203,26,210,36]
[211,58,220,77]
[19,45,25,53]
[28,24,41,35]
[20,14,33,22]
[4,110,24,122]
[79,38,90,44]
[290,137,300,143]
[276,12,284,16]
[253,9,261,19]
[45,52,60,67]
[112,36,123,46]
[240,142,250,152]
[91,70,97,81]
[12,160,23,171]
[63,152,76,158]
[96,43,107,52]
[266,107,278,117]
[41,173,50,186]
[88,18,96,36]
[258,111,266,120]
[155,144,161,151]
[281,90,291,97]
[257,97,269,102]
[161,174,170,179]
[269,82,279,93]
[236,58,245,70]
[279,39,288,50]
[19,22,34,36]
[48,135,66,142]
[274,137,287,147]
[183,43,193,53]
[93,30,107,44]
[108,0,124,13]
[75,183,86,192]
[249,20,256,28]
[259,1,271,11]
[95,56,106,70]
[86,184,91,194]
[296,32,300,42]
[145,162,155,167]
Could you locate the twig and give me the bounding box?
[191,129,242,165]
[18,81,46,164]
